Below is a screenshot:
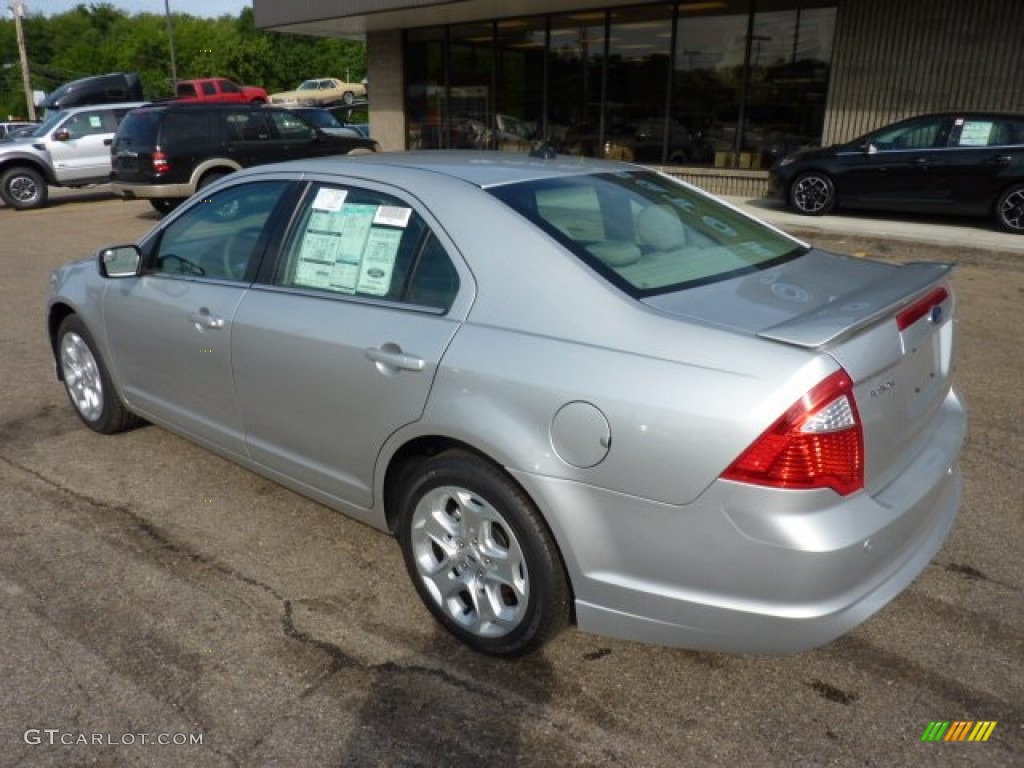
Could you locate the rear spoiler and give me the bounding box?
[758,261,954,348]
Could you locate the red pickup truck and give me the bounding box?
[175,78,268,104]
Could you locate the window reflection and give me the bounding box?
[548,14,606,157]
[403,3,836,167]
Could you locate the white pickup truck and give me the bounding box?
[0,101,145,210]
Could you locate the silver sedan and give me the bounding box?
[47,152,965,657]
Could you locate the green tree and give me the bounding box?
[0,3,366,115]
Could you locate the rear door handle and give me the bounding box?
[189,308,225,330]
[365,345,425,372]
[987,154,1012,165]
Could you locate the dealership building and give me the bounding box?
[254,0,1023,196]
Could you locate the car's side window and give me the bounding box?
[150,181,289,282]
[63,110,110,139]
[240,111,271,141]
[404,233,461,310]
[872,118,946,151]
[952,118,1023,148]
[268,111,314,141]
[276,183,459,310]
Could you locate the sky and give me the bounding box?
[22,1,251,18]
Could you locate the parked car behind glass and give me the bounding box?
[49,152,964,657]
[769,112,1024,233]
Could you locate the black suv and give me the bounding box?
[110,102,379,213]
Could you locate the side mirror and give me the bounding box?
[98,245,141,278]
[53,129,71,142]
[866,142,879,155]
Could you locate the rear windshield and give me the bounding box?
[488,170,807,297]
[116,110,160,144]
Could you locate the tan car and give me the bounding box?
[269,78,366,107]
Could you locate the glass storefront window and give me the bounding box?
[405,27,446,149]
[448,22,495,149]
[604,5,675,163]
[673,1,752,168]
[746,4,836,168]
[403,3,836,168]
[494,17,547,153]
[549,12,607,157]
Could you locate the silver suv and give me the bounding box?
[0,101,145,210]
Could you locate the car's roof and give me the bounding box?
[131,102,285,113]
[882,111,1024,122]
[60,101,148,113]
[255,150,638,188]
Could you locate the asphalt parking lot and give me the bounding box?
[1,188,1021,767]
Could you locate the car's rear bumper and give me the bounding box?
[111,181,192,200]
[511,389,965,654]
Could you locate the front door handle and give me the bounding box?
[365,344,425,372]
[189,308,225,330]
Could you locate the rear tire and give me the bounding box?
[789,171,836,216]
[995,183,1024,233]
[149,198,182,215]
[396,450,571,657]
[197,171,228,191]
[57,315,140,434]
[0,165,48,210]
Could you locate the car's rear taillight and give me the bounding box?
[722,370,864,496]
[896,286,949,331]
[152,151,170,173]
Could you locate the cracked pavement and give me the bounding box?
[0,191,1021,766]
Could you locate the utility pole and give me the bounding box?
[9,0,36,120]
[164,0,178,90]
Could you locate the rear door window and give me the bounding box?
[276,182,459,310]
[951,117,1024,147]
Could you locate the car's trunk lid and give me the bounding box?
[643,249,958,494]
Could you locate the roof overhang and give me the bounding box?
[253,0,687,38]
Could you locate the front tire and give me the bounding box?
[0,165,48,210]
[397,450,570,656]
[995,183,1024,233]
[57,315,140,434]
[789,171,836,216]
[342,91,355,105]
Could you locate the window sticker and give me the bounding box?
[355,228,403,296]
[959,121,993,147]
[294,204,376,292]
[373,206,413,228]
[312,187,348,212]
[89,116,102,128]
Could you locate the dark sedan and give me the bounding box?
[768,112,1024,233]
